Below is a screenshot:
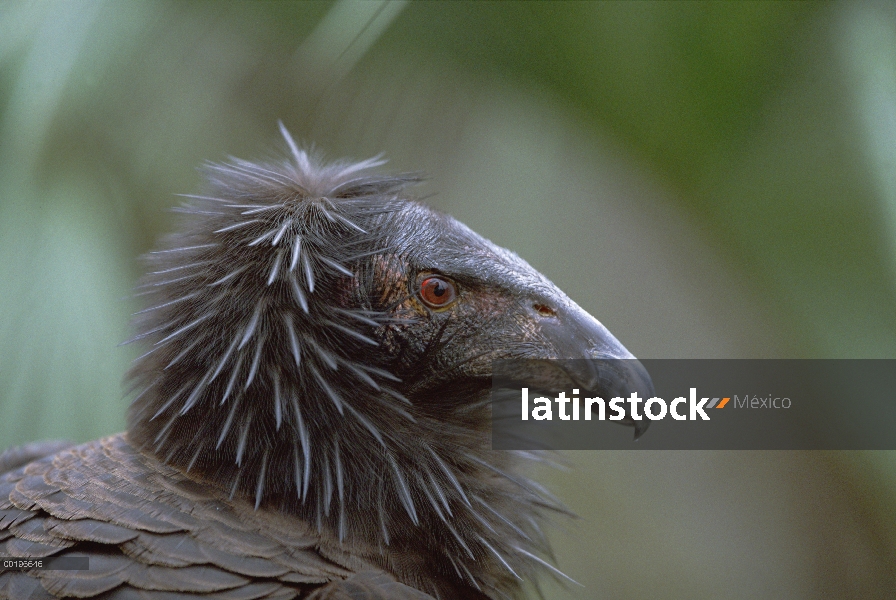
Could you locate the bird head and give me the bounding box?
[126,124,651,597]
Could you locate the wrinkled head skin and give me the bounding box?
[127,124,649,599]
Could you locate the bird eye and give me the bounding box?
[419,276,457,309]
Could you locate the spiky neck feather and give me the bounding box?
[127,128,565,598]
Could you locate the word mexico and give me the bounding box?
[517,388,791,421]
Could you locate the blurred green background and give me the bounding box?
[2,1,895,597]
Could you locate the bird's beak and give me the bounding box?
[538,301,655,440]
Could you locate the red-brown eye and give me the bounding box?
[419,276,457,308]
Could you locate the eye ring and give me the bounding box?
[418,275,458,309]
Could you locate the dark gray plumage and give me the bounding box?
[0,125,650,599]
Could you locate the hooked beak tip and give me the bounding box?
[633,420,649,441]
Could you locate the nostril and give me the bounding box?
[533,303,557,317]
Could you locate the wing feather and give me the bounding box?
[0,435,410,598]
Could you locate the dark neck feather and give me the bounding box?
[126,132,566,598]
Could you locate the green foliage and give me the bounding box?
[2,1,895,596]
